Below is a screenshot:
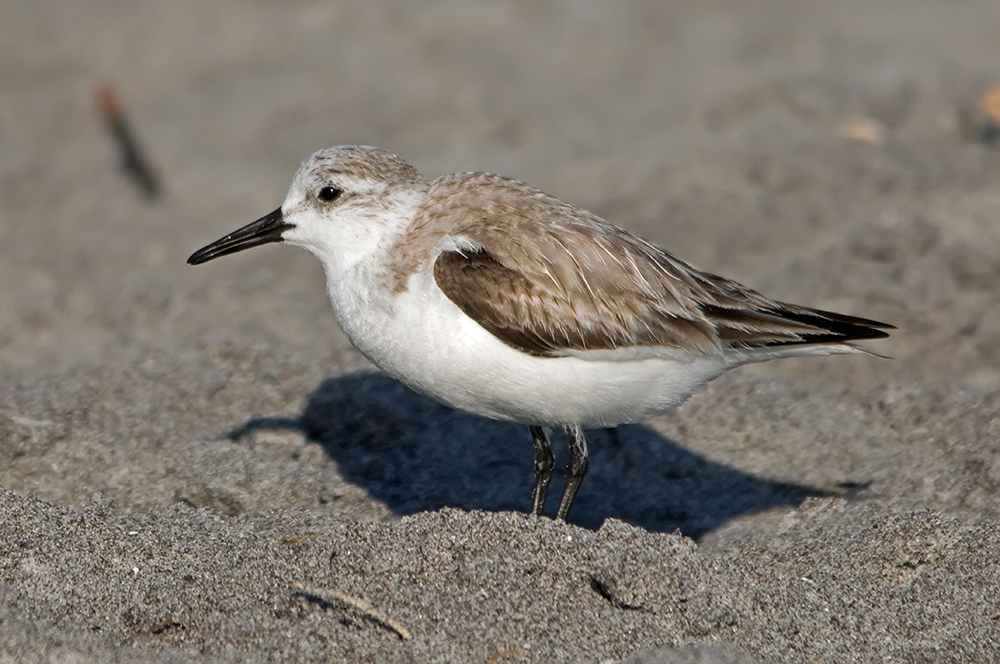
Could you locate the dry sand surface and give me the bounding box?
[3,1,1000,662]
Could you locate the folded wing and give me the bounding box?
[433,215,892,358]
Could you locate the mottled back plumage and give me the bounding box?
[386,172,892,358]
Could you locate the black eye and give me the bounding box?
[318,186,342,202]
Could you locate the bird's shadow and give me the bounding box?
[240,372,830,537]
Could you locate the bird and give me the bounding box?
[188,145,892,521]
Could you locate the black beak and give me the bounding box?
[187,208,294,265]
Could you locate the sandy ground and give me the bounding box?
[2,1,1000,662]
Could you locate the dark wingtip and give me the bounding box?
[771,307,895,346]
[707,302,895,350]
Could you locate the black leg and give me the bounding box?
[529,425,554,516]
[556,425,589,521]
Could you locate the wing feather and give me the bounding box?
[425,176,892,358]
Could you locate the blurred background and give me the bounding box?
[4,6,1000,658]
[3,0,999,390]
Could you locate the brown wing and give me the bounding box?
[432,212,892,358]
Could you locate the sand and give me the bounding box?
[2,1,1000,661]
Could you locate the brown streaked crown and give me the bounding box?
[301,145,426,187]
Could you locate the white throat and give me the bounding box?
[283,186,425,280]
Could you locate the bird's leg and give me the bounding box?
[556,424,589,521]
[529,425,554,516]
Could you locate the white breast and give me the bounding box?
[325,266,732,428]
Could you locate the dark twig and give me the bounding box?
[96,82,161,199]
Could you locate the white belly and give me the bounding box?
[329,271,731,428]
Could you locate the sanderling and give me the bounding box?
[189,145,892,520]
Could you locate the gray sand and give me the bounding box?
[3,1,1000,661]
